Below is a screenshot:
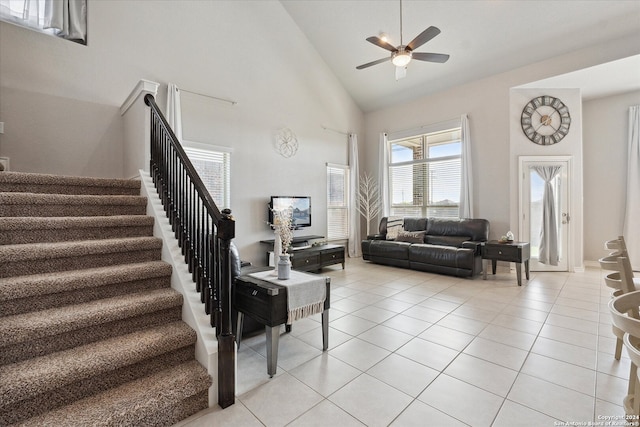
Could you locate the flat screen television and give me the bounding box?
[269,196,311,229]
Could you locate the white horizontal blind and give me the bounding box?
[388,125,461,218]
[327,164,349,240]
[183,146,231,210]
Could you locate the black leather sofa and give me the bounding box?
[361,217,489,278]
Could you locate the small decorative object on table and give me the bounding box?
[272,207,294,280]
[278,254,291,280]
[499,231,515,243]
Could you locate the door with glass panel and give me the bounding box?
[519,157,570,272]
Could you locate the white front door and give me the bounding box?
[519,157,571,272]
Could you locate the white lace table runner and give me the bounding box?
[249,270,327,324]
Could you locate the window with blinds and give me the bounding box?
[389,127,461,218]
[183,145,231,210]
[326,164,349,240]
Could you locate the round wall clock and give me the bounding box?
[521,95,571,145]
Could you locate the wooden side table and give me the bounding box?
[233,272,330,377]
[482,241,530,286]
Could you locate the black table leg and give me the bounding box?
[322,309,329,351]
[236,312,244,348]
[266,325,279,378]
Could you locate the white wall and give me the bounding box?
[363,35,639,265]
[509,88,583,271]
[2,2,638,267]
[583,90,640,263]
[0,1,364,265]
[0,86,124,177]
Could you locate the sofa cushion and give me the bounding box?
[385,216,404,240]
[409,244,474,269]
[425,235,469,247]
[403,217,428,232]
[396,230,426,243]
[370,240,411,259]
[426,218,489,242]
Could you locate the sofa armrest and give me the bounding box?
[367,234,387,240]
[462,241,483,255]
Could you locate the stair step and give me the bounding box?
[0,171,213,425]
[0,323,206,426]
[0,236,163,278]
[0,215,155,245]
[13,360,211,427]
[0,261,172,317]
[0,193,147,217]
[0,171,141,196]
[0,287,183,365]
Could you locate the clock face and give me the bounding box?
[521,95,571,145]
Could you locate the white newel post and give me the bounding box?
[121,79,160,179]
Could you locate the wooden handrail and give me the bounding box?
[144,94,235,408]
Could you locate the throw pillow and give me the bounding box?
[396,230,426,244]
[385,216,404,240]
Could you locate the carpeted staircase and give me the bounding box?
[0,171,212,426]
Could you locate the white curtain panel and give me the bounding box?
[166,83,183,141]
[348,134,361,257]
[379,132,390,218]
[0,0,42,27]
[44,0,86,41]
[533,165,562,266]
[624,105,640,270]
[459,114,474,219]
[0,0,86,41]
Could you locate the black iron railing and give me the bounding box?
[144,94,235,408]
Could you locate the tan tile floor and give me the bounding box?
[176,257,630,426]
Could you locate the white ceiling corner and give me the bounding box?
[280,0,640,112]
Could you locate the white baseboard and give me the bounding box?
[139,170,220,408]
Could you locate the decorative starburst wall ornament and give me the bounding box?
[275,128,299,158]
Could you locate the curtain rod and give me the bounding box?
[178,87,237,106]
[321,124,349,136]
[387,116,462,138]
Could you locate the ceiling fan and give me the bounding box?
[356,0,450,80]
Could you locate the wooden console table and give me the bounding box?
[291,244,345,272]
[233,271,330,377]
[260,236,345,272]
[482,241,530,286]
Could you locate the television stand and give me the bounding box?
[291,245,312,251]
[259,236,344,271]
[260,235,325,249]
[289,244,345,272]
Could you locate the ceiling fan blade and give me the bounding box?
[395,66,407,81]
[356,57,391,70]
[412,52,450,63]
[366,36,398,53]
[406,26,441,51]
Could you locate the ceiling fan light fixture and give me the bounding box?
[392,50,412,67]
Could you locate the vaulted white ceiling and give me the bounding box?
[281,0,640,113]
